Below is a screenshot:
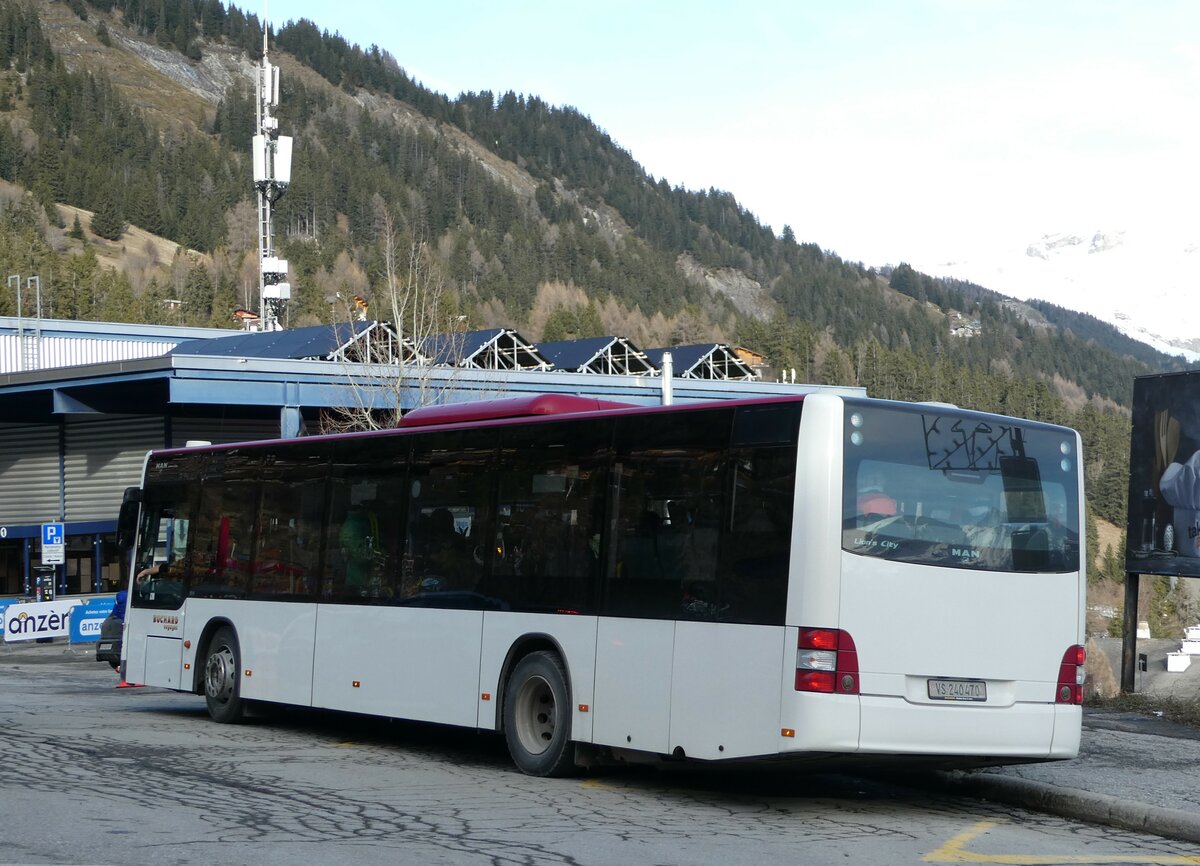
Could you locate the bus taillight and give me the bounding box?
[796,628,859,694]
[1056,644,1086,704]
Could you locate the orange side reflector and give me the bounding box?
[244,670,252,677]
[578,704,589,712]
[481,693,491,701]
[352,681,361,688]
[781,728,795,738]
[183,663,190,670]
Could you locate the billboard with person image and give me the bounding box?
[1126,370,1200,576]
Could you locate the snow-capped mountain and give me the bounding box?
[913,227,1200,362]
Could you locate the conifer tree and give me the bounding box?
[182,261,214,324]
[96,269,136,322]
[89,196,125,241]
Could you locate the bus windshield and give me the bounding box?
[841,402,1080,573]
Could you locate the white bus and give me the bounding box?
[117,392,1085,776]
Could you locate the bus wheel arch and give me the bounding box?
[192,618,236,694]
[201,622,245,724]
[495,635,569,727]
[497,636,575,777]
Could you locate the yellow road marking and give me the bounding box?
[926,819,1200,864]
[579,778,619,790]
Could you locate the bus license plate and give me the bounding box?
[927,678,986,702]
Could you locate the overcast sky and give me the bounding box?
[270,1,1200,269]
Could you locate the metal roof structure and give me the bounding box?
[0,349,853,427]
[643,344,758,380]
[168,321,424,364]
[420,328,551,371]
[536,337,657,376]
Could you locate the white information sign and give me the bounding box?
[3,599,82,643]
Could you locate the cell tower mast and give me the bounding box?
[253,20,293,331]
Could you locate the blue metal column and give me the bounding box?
[93,534,103,593]
[21,537,30,596]
[58,418,67,596]
[281,382,302,438]
[280,406,302,438]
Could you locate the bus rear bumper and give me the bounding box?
[856,695,1081,760]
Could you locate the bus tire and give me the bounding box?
[503,650,574,777]
[204,626,244,724]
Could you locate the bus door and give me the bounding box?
[128,506,189,689]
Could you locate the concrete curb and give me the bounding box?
[940,771,1200,845]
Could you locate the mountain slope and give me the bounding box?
[6,2,1183,386]
[917,226,1200,362]
[0,0,1185,529]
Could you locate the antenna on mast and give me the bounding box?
[252,0,292,331]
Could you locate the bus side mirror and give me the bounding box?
[116,487,142,551]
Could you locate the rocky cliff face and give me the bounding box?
[676,253,774,321]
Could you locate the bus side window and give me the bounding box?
[185,450,259,600]
[719,446,793,625]
[490,419,608,614]
[133,512,178,604]
[404,430,496,606]
[253,444,330,600]
[130,460,201,610]
[324,437,409,604]
[606,409,732,620]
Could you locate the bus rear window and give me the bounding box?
[841,403,1080,573]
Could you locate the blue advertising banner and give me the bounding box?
[69,597,116,643]
[0,598,15,635]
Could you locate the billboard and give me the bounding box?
[1127,370,1200,576]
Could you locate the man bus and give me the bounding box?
[117,392,1085,776]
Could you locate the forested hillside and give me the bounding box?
[0,0,1189,545]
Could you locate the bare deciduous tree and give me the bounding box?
[321,209,467,433]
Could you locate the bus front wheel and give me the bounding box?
[503,651,574,777]
[204,626,244,724]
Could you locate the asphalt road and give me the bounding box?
[2,644,1198,866]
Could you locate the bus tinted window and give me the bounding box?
[605,409,733,619]
[189,450,261,599]
[131,454,204,610]
[405,430,498,607]
[325,438,408,602]
[720,442,794,625]
[733,402,801,446]
[252,444,330,600]
[491,419,611,613]
[842,403,1080,573]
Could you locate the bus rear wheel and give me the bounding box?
[204,626,244,724]
[503,651,574,777]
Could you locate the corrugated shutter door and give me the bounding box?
[171,417,282,447]
[64,417,165,522]
[0,423,61,524]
